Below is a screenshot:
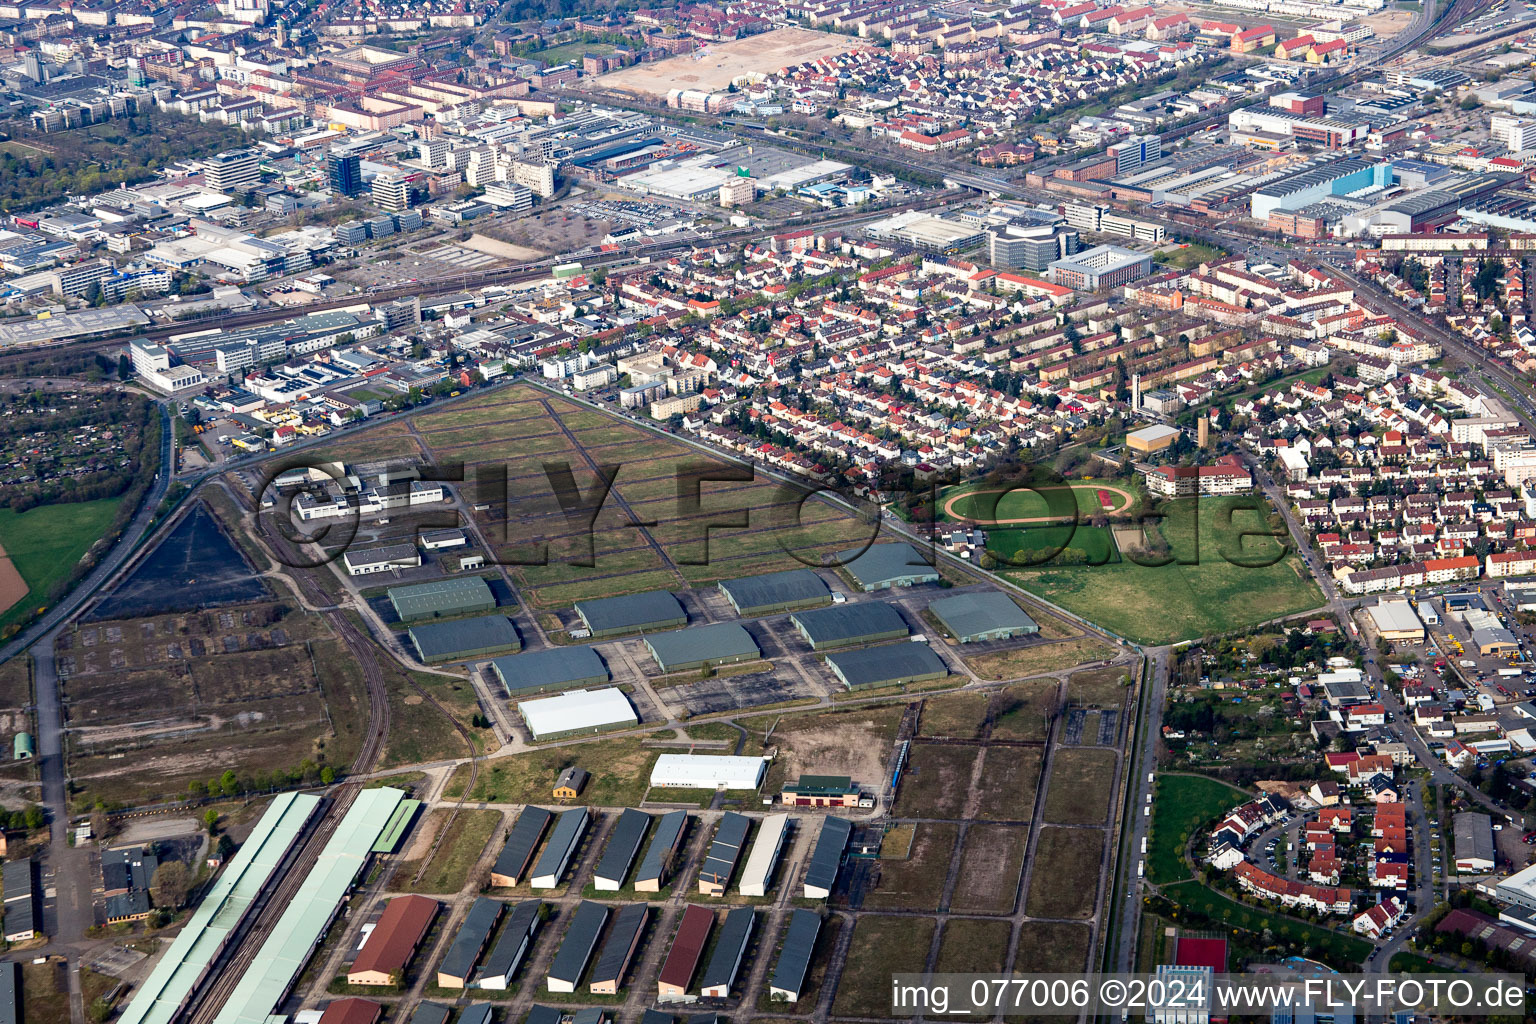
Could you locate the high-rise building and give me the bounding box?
[1108,133,1161,175]
[203,149,261,192]
[328,152,362,197]
[416,137,450,169]
[372,175,412,212]
[986,227,1078,273]
[1492,114,1536,154]
[510,159,556,198]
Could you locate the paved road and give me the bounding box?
[1110,648,1168,973]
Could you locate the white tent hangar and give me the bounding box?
[649,754,768,790]
[518,688,637,740]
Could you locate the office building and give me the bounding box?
[203,149,261,192]
[1109,133,1161,174]
[329,152,362,197]
[373,175,413,212]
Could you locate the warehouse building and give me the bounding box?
[826,643,949,690]
[318,1000,382,1024]
[658,905,713,1001]
[594,808,652,891]
[782,775,862,808]
[1366,598,1425,644]
[490,807,553,887]
[590,903,650,994]
[739,814,790,897]
[768,909,821,1002]
[836,543,939,591]
[651,754,767,791]
[1126,424,1179,455]
[489,646,609,697]
[700,908,755,998]
[575,590,686,638]
[644,623,760,673]
[548,901,609,992]
[348,894,439,985]
[635,810,688,892]
[472,900,542,990]
[408,615,521,663]
[437,897,502,989]
[519,688,637,741]
[1454,812,1495,873]
[1,860,37,942]
[0,963,15,1024]
[389,576,496,622]
[698,812,751,896]
[532,807,590,889]
[804,817,851,899]
[718,569,832,616]
[457,1008,494,1024]
[411,1004,449,1024]
[929,593,1039,643]
[791,602,908,650]
[343,543,421,576]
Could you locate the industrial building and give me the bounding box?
[1249,158,1393,220]
[635,810,688,892]
[644,623,761,673]
[782,775,863,808]
[489,646,609,697]
[825,643,949,690]
[317,1000,381,1024]
[490,807,553,887]
[0,860,36,942]
[388,576,496,622]
[804,817,851,899]
[473,900,542,990]
[929,593,1040,643]
[437,897,503,989]
[790,602,908,650]
[651,754,768,791]
[212,787,409,1024]
[408,615,521,663]
[548,901,609,992]
[343,543,421,576]
[532,807,590,888]
[658,904,713,1001]
[718,569,832,616]
[1047,244,1153,291]
[1365,598,1425,644]
[836,542,940,591]
[1454,812,1496,873]
[518,688,638,741]
[1126,424,1180,454]
[699,908,755,998]
[347,894,439,985]
[590,903,649,994]
[119,793,322,1024]
[768,909,821,1002]
[698,812,751,896]
[739,814,790,898]
[594,808,652,891]
[575,590,686,638]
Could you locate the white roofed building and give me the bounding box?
[649,754,769,790]
[518,688,637,741]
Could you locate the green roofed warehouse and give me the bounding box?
[490,646,609,696]
[389,576,496,622]
[836,542,939,591]
[644,623,760,673]
[717,569,831,616]
[928,592,1039,643]
[825,643,948,690]
[574,590,686,639]
[790,602,907,650]
[408,615,521,663]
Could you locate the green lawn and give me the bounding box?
[0,497,123,634]
[1147,774,1247,884]
[1163,879,1372,964]
[1152,243,1224,270]
[1005,496,1322,644]
[987,525,1119,567]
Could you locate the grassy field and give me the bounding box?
[1006,496,1322,644]
[990,681,1062,741]
[390,808,502,894]
[1013,921,1092,973]
[446,737,657,805]
[861,823,958,911]
[1153,242,1224,270]
[0,497,122,634]
[1043,748,1119,825]
[975,747,1042,821]
[1163,879,1371,963]
[918,692,990,739]
[987,525,1119,568]
[1068,666,1132,708]
[935,918,1010,973]
[831,916,936,1017]
[949,825,1026,914]
[895,746,978,819]
[1025,828,1104,918]
[1147,774,1248,884]
[963,637,1117,681]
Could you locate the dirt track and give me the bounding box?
[942,484,1138,525]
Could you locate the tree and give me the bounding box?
[204,808,219,834]
[90,804,110,844]
[320,766,335,785]
[150,860,191,909]
[117,354,131,381]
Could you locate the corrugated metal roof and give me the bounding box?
[826,643,948,688]
[594,808,651,888]
[437,897,503,983]
[388,576,495,620]
[590,902,649,986]
[490,646,609,694]
[836,542,936,589]
[525,1007,561,1024]
[804,817,851,895]
[474,900,541,986]
[718,569,830,614]
[119,793,323,1024]
[519,688,637,739]
[739,814,789,896]
[700,907,755,993]
[644,623,760,671]
[408,614,521,662]
[494,807,552,884]
[0,961,15,1024]
[532,807,590,886]
[636,810,687,886]
[791,602,908,647]
[928,592,1037,639]
[410,1003,450,1024]
[549,900,609,986]
[214,788,408,1024]
[575,590,685,632]
[459,1006,496,1024]
[769,909,821,999]
[699,812,750,889]
[659,904,713,990]
[1,860,36,938]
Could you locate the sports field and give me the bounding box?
[0,497,122,636]
[943,479,1139,524]
[409,385,879,609]
[1003,496,1322,644]
[985,525,1119,567]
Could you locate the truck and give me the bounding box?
[1501,668,1522,677]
